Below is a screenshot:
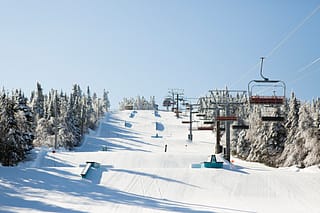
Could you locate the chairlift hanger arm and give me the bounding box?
[260,57,269,81]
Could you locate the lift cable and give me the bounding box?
[289,56,320,85]
[230,3,320,88]
[266,3,320,58]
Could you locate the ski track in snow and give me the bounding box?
[1,110,320,213]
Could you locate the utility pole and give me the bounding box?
[199,89,247,162]
[168,89,184,118]
[189,104,193,141]
[54,90,58,151]
[176,93,179,118]
[182,98,199,141]
[215,108,221,154]
[225,103,231,162]
[216,120,221,153]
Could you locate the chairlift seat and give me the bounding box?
[203,121,214,124]
[250,96,284,105]
[198,126,213,130]
[124,105,134,110]
[216,116,237,121]
[196,114,206,117]
[182,121,191,124]
[248,58,286,106]
[232,125,249,130]
[261,116,285,122]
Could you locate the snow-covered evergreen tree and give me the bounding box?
[278,93,300,166]
[0,83,110,165]
[295,102,319,167]
[0,93,27,166]
[30,82,45,121]
[92,92,104,120]
[33,89,57,148]
[233,104,286,167]
[119,96,156,110]
[12,89,34,153]
[67,85,83,145]
[102,89,110,112]
[85,86,95,130]
[33,117,52,147]
[242,106,265,162]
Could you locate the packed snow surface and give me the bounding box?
[1,110,320,213]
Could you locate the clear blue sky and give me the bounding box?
[1,0,320,108]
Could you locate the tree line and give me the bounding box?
[0,83,110,166]
[119,96,156,110]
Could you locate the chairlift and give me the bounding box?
[182,121,192,124]
[248,57,286,122]
[260,105,285,122]
[261,116,285,122]
[197,126,214,131]
[232,119,249,129]
[124,105,134,110]
[248,57,286,105]
[249,96,284,105]
[203,121,214,124]
[232,125,249,130]
[196,113,206,117]
[163,97,172,107]
[216,116,237,121]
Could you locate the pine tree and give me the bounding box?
[67,85,82,145]
[0,93,25,166]
[0,84,110,164]
[12,89,34,153]
[279,93,300,166]
[30,82,45,121]
[102,89,110,112]
[235,106,263,161]
[92,92,103,120]
[85,86,95,130]
[33,117,51,147]
[264,117,286,167]
[299,102,320,166]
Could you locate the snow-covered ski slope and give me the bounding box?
[1,110,320,213]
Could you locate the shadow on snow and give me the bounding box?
[0,167,255,213]
[112,168,199,188]
[77,113,159,153]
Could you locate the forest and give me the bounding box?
[119,96,156,111]
[231,92,320,168]
[0,83,110,166]
[1,84,319,168]
[165,89,320,168]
